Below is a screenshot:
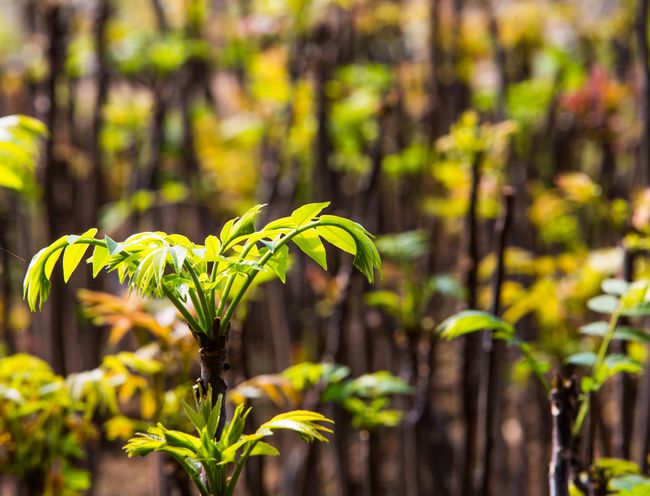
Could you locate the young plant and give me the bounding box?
[437,310,551,393]
[23,202,381,492]
[125,390,333,496]
[0,354,96,495]
[437,276,650,495]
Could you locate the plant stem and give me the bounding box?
[188,289,208,333]
[216,274,236,317]
[572,309,622,438]
[218,219,330,333]
[162,284,202,334]
[185,261,213,332]
[511,338,550,394]
[216,239,262,318]
[226,441,258,496]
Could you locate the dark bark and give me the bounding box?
[43,3,69,375]
[20,469,45,496]
[0,207,16,353]
[89,0,111,222]
[313,69,333,201]
[484,0,507,120]
[476,188,513,496]
[636,0,650,184]
[461,151,482,496]
[425,0,440,142]
[611,249,636,459]
[194,321,230,439]
[151,0,169,32]
[632,248,650,470]
[548,376,578,496]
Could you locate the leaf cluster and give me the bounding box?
[232,362,412,431]
[0,354,94,494]
[125,391,332,496]
[0,115,47,194]
[24,203,382,338]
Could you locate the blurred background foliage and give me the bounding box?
[2,0,650,494]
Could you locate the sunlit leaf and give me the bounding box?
[63,229,98,282]
[587,295,619,314]
[565,351,596,367]
[292,229,327,270]
[290,202,330,227]
[437,310,514,341]
[317,225,356,255]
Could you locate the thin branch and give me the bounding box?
[476,187,513,496]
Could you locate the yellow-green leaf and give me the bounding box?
[292,229,327,269]
[205,235,221,259]
[317,225,356,255]
[63,228,98,282]
[91,245,111,278]
[290,202,330,227]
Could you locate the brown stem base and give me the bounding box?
[194,322,230,440]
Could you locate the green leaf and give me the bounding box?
[320,215,381,283]
[0,167,23,189]
[365,291,401,316]
[565,351,596,367]
[258,410,334,443]
[169,245,187,273]
[219,404,253,459]
[317,225,356,255]
[620,281,650,312]
[263,244,289,283]
[437,310,514,341]
[0,115,46,193]
[250,441,279,457]
[621,304,650,317]
[220,218,236,244]
[222,204,265,247]
[595,455,639,474]
[613,327,650,343]
[206,394,223,439]
[603,354,643,376]
[290,202,330,227]
[592,354,644,390]
[282,362,350,391]
[133,247,167,294]
[181,399,205,431]
[375,230,428,261]
[105,235,122,255]
[63,229,98,282]
[90,245,111,278]
[263,216,294,231]
[44,247,64,280]
[602,279,630,296]
[323,371,412,402]
[579,322,650,343]
[205,235,221,259]
[578,321,608,336]
[610,474,650,493]
[587,294,619,314]
[292,229,327,270]
[163,428,201,452]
